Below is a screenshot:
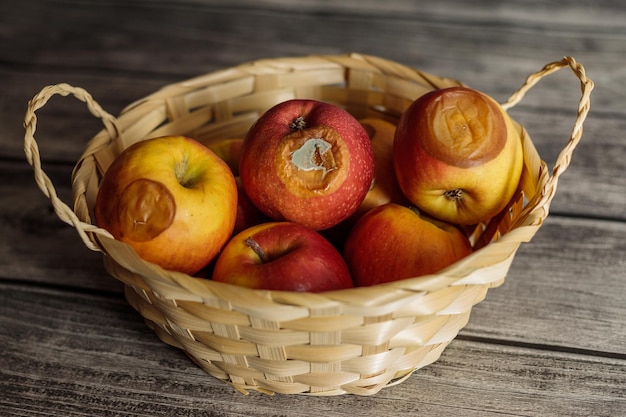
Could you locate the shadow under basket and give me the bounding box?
[23,53,593,396]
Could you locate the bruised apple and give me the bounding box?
[239,99,374,230]
[393,87,523,225]
[94,136,238,275]
[343,203,472,287]
[212,222,354,292]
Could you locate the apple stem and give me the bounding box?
[290,116,306,130]
[245,236,269,263]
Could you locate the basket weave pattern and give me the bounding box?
[23,54,593,396]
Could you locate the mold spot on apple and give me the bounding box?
[278,126,347,195]
[291,138,337,179]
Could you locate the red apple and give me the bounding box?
[343,203,473,287]
[393,86,524,225]
[239,99,375,230]
[212,222,354,292]
[233,177,270,236]
[94,135,238,275]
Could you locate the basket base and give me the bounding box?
[123,283,461,396]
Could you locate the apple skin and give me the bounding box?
[239,99,375,231]
[207,138,244,176]
[354,117,411,219]
[212,222,354,292]
[205,138,270,235]
[94,135,238,275]
[393,86,524,225]
[343,203,473,287]
[233,177,271,236]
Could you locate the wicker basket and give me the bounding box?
[23,53,593,396]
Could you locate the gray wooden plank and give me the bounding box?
[0,161,121,293]
[2,0,623,219]
[1,0,625,415]
[465,215,626,356]
[1,283,624,417]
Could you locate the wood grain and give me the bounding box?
[1,284,624,417]
[3,0,624,219]
[1,0,625,415]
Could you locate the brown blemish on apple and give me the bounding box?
[117,178,175,242]
[422,87,507,168]
[277,126,349,196]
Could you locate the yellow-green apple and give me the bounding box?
[207,138,244,176]
[393,86,523,225]
[239,99,375,231]
[94,135,238,275]
[212,222,354,292]
[343,203,472,287]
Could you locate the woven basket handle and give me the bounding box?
[501,56,594,205]
[23,83,117,252]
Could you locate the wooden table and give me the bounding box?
[2,1,625,415]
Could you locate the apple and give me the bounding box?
[94,135,238,275]
[207,138,244,176]
[393,86,524,225]
[233,177,270,236]
[239,99,375,231]
[354,117,411,219]
[212,222,354,292]
[343,203,473,287]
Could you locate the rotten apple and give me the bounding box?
[94,135,238,275]
[239,99,375,230]
[393,86,524,225]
